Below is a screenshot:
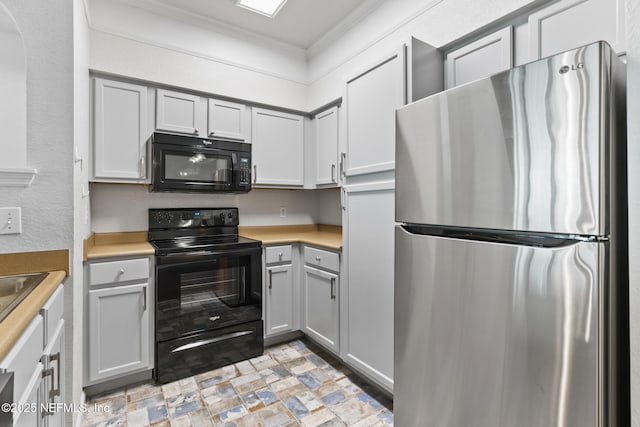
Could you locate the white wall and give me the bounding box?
[0,0,76,423]
[626,0,640,424]
[0,0,73,253]
[90,184,334,231]
[0,28,26,168]
[88,0,309,110]
[72,0,91,415]
[315,189,342,226]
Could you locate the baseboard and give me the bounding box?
[73,391,86,427]
[83,370,153,399]
[264,330,303,347]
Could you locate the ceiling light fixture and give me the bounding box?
[235,0,288,18]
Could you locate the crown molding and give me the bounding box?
[0,167,37,187]
[112,0,307,59]
[90,25,310,85]
[308,0,444,83]
[307,0,387,59]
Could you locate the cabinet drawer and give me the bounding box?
[265,245,292,264]
[0,315,43,406]
[304,246,340,273]
[40,284,64,346]
[89,258,149,286]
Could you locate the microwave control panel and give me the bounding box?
[239,157,251,185]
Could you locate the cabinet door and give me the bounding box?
[156,89,202,136]
[265,264,294,337]
[315,107,339,186]
[208,98,248,141]
[346,48,405,177]
[528,0,626,60]
[343,181,394,392]
[88,283,150,382]
[445,26,513,89]
[93,78,148,180]
[252,108,304,186]
[42,320,64,427]
[13,363,43,427]
[303,266,339,353]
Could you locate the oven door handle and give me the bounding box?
[158,246,261,264]
[170,330,254,353]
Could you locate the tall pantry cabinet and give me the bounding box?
[341,38,443,393]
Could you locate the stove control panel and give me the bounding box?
[149,208,239,229]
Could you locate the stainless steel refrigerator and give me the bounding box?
[394,41,629,427]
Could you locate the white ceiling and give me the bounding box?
[143,0,372,49]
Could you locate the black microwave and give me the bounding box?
[151,132,251,193]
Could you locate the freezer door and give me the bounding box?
[394,226,604,427]
[396,41,617,236]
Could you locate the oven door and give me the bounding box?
[155,246,262,342]
[152,142,238,192]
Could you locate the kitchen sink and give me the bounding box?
[0,272,48,323]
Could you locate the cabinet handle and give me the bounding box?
[341,188,346,211]
[330,277,336,299]
[253,165,257,183]
[315,256,321,261]
[194,128,199,135]
[209,131,216,136]
[331,164,336,183]
[119,268,125,275]
[268,269,273,290]
[142,286,147,311]
[41,367,56,415]
[340,152,346,177]
[140,157,146,179]
[49,352,61,399]
[278,252,283,258]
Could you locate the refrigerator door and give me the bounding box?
[394,225,604,427]
[396,41,615,236]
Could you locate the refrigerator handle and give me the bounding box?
[398,224,599,249]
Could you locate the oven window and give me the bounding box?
[180,265,244,308]
[164,153,231,183]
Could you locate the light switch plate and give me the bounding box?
[279,207,286,218]
[0,207,22,234]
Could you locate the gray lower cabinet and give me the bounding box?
[87,256,153,384]
[0,283,65,427]
[88,283,151,382]
[265,264,294,336]
[302,246,340,353]
[264,245,296,338]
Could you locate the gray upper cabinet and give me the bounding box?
[445,26,513,89]
[528,0,626,60]
[207,98,250,141]
[156,88,203,136]
[93,78,148,182]
[346,47,406,177]
[252,108,304,187]
[314,106,339,186]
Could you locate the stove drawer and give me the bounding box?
[156,320,263,384]
[89,257,150,286]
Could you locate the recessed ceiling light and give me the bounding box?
[235,0,288,18]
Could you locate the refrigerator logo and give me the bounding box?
[559,63,584,74]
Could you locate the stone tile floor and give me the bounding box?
[82,339,393,426]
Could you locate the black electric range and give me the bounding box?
[149,208,263,383]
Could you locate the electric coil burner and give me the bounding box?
[149,208,263,384]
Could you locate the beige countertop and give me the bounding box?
[84,225,342,261]
[0,270,66,361]
[239,224,342,250]
[84,231,155,260]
